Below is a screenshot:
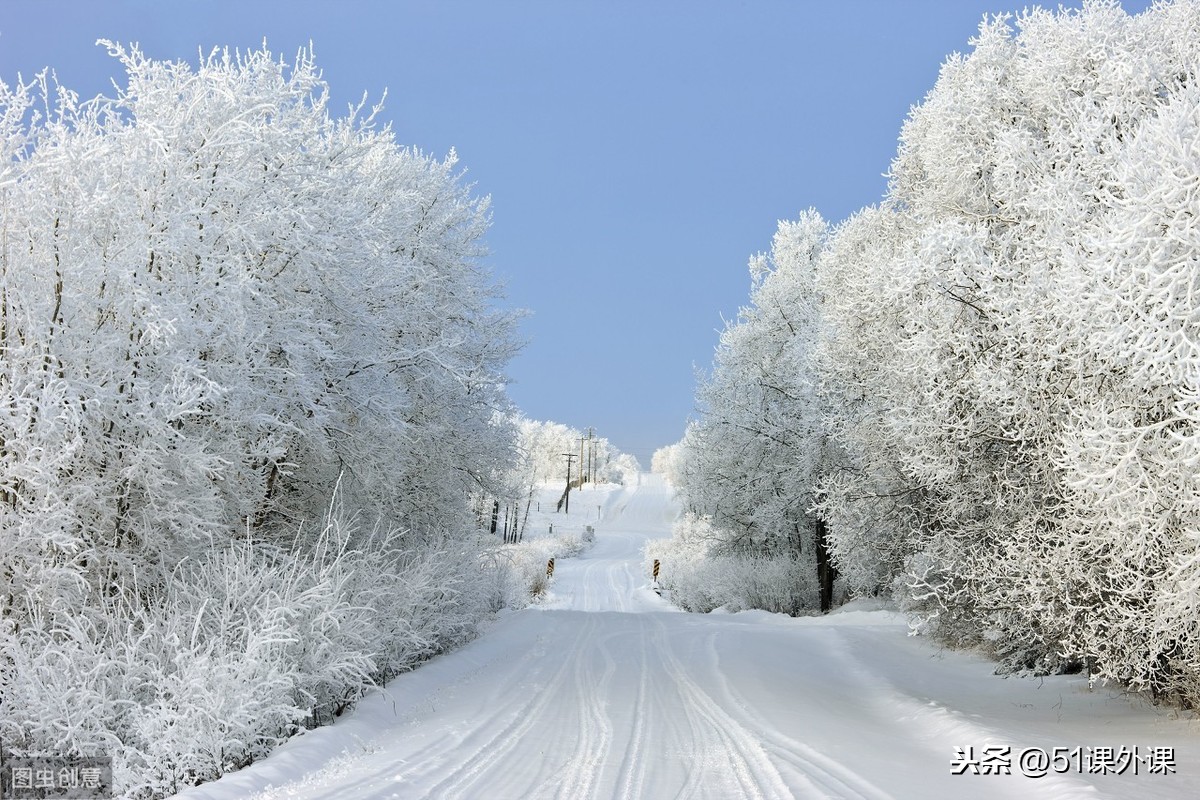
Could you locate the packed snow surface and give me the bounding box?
[176,475,1198,799]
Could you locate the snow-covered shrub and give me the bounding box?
[0,503,496,798]
[478,530,593,610]
[646,514,819,615]
[669,555,819,616]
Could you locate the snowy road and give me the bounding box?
[179,475,1197,800]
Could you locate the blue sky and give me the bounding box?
[0,0,1153,467]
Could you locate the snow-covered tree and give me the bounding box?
[476,417,640,543]
[669,1,1200,703]
[0,40,518,593]
[813,0,1200,699]
[510,417,636,489]
[1,42,521,792]
[651,441,685,484]
[1054,61,1200,702]
[675,210,838,611]
[810,204,931,599]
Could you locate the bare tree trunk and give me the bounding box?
[814,518,837,613]
[519,484,534,541]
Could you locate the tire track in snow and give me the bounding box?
[700,631,895,800]
[821,630,1102,800]
[650,615,793,800]
[607,560,630,613]
[554,625,618,800]
[614,622,650,800]
[413,617,596,800]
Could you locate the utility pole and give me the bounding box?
[561,452,577,513]
[586,428,594,484]
[578,437,585,486]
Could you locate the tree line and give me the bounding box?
[663,0,1200,707]
[0,43,525,795]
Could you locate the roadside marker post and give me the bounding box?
[547,557,555,578]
